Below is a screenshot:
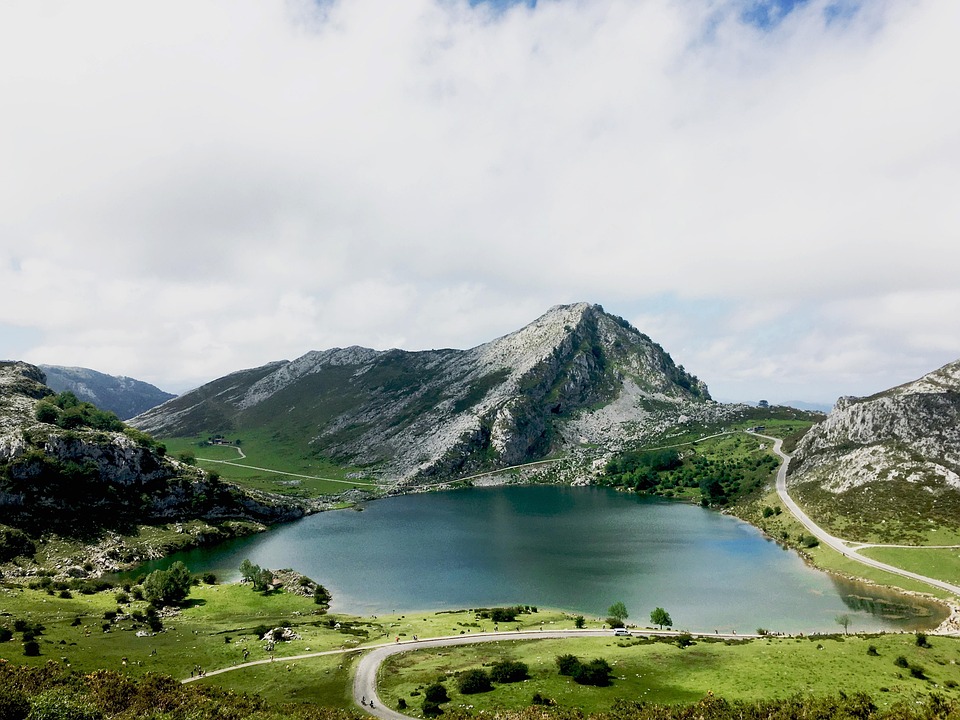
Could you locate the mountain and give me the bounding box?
[787,359,960,542]
[0,361,302,549]
[132,303,711,484]
[39,365,176,420]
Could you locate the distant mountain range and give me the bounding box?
[39,364,175,420]
[132,303,714,484]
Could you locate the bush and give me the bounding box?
[457,669,492,694]
[22,689,100,720]
[0,687,30,720]
[0,628,12,643]
[574,615,585,629]
[556,654,581,676]
[894,656,909,668]
[422,700,443,717]
[397,698,407,710]
[23,640,40,657]
[915,632,931,648]
[423,683,449,704]
[489,659,529,683]
[573,658,613,687]
[531,692,554,706]
[867,645,879,656]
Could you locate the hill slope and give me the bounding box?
[0,362,302,547]
[132,303,711,484]
[787,359,960,542]
[39,364,176,419]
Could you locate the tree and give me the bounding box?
[650,607,672,629]
[835,614,852,635]
[457,669,492,694]
[607,601,629,626]
[239,559,259,583]
[574,615,585,629]
[142,561,192,606]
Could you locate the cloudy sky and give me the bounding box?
[1,0,957,405]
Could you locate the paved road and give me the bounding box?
[352,629,753,720]
[758,432,960,598]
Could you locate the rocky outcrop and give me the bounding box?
[787,359,960,541]
[789,359,960,492]
[133,303,712,484]
[0,362,303,541]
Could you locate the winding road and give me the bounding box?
[759,432,960,597]
[352,628,752,720]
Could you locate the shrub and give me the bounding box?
[23,640,40,657]
[422,700,443,717]
[532,692,554,706]
[22,689,100,720]
[867,645,879,656]
[0,686,30,720]
[894,656,909,668]
[556,654,580,676]
[573,658,613,687]
[423,683,449,704]
[915,632,931,648]
[0,628,12,643]
[457,669,492,694]
[909,665,926,679]
[58,590,73,599]
[489,659,529,683]
[574,615,585,629]
[397,698,407,710]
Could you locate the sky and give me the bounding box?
[1,0,958,406]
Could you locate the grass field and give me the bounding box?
[162,431,380,497]
[734,488,954,600]
[859,547,960,586]
[4,576,960,713]
[378,633,960,716]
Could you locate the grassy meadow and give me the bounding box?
[379,632,960,715]
[162,430,379,498]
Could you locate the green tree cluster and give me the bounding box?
[239,559,274,593]
[142,561,192,606]
[35,391,123,432]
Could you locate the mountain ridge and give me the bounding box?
[39,364,176,420]
[132,303,710,483]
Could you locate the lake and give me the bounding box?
[141,485,946,633]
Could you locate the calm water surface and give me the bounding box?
[145,486,945,633]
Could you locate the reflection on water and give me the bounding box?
[122,485,947,633]
[833,577,945,630]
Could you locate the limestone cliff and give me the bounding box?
[787,359,960,541]
[0,361,302,540]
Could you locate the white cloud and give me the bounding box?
[1,0,958,402]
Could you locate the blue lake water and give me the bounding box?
[141,485,945,633]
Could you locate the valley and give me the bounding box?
[4,305,960,719]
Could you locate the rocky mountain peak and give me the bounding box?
[132,303,709,484]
